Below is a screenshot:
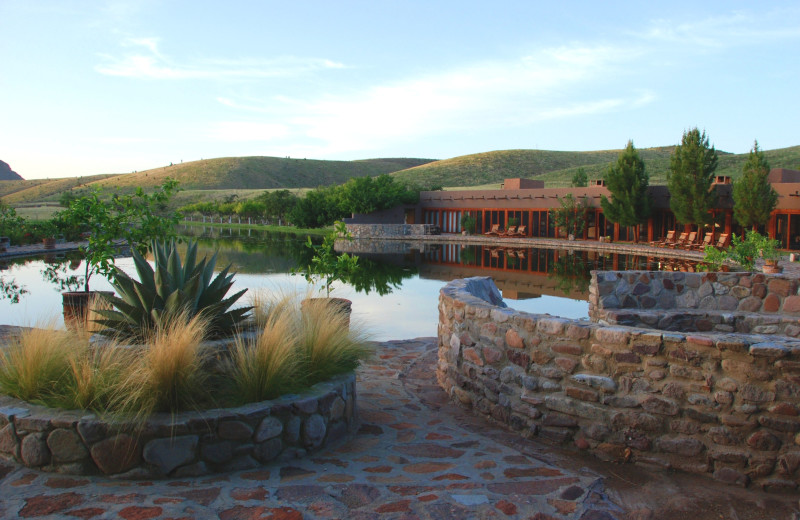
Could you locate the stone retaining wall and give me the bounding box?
[345,223,439,239]
[438,277,800,491]
[0,374,357,478]
[590,271,800,337]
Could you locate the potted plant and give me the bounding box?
[758,233,783,273]
[549,194,587,241]
[58,179,180,326]
[292,221,360,323]
[460,213,477,235]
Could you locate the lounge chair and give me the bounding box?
[680,231,698,250]
[650,230,675,247]
[667,232,688,248]
[508,225,527,237]
[484,224,501,236]
[500,226,517,237]
[691,232,714,251]
[714,233,731,250]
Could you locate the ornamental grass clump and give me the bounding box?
[0,324,74,404]
[109,312,214,420]
[294,298,372,386]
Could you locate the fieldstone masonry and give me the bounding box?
[590,270,800,337]
[438,276,800,491]
[0,373,357,478]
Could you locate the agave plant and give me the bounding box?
[95,239,252,340]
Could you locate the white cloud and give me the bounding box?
[96,38,346,79]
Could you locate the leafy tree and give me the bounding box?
[550,194,588,238]
[288,188,348,228]
[337,175,418,215]
[59,178,181,291]
[733,140,777,230]
[59,190,79,208]
[667,128,719,228]
[258,189,298,223]
[600,140,651,243]
[571,167,588,187]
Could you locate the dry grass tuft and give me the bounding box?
[109,312,212,419]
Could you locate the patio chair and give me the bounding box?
[484,224,501,236]
[714,233,731,250]
[691,232,714,251]
[667,232,688,248]
[680,231,698,250]
[500,226,517,237]
[508,225,527,237]
[650,230,675,247]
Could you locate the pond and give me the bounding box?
[0,227,678,341]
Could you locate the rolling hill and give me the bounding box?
[0,156,434,204]
[390,145,800,188]
[3,145,799,206]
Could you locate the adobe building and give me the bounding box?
[348,168,800,249]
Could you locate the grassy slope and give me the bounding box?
[394,145,800,188]
[1,157,434,204]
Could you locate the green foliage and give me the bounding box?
[552,253,591,294]
[703,230,780,271]
[550,194,588,238]
[288,188,348,228]
[571,167,588,187]
[0,202,27,245]
[95,239,252,341]
[59,179,181,291]
[600,141,651,242]
[460,213,477,234]
[256,189,297,222]
[59,190,79,208]
[292,221,359,297]
[337,174,419,214]
[733,141,778,229]
[667,128,719,227]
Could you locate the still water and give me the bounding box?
[0,227,671,341]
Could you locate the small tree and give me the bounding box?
[292,221,359,297]
[600,140,651,243]
[667,128,719,229]
[550,194,588,238]
[571,167,588,187]
[733,140,778,231]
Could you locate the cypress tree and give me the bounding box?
[667,128,719,228]
[733,140,777,230]
[600,140,651,243]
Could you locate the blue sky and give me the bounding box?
[2,1,799,180]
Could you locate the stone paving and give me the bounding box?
[0,338,625,519]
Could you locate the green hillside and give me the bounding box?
[393,146,800,188]
[0,156,433,204]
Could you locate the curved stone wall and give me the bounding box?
[438,277,800,491]
[0,374,357,478]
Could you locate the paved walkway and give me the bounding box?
[1,338,798,520]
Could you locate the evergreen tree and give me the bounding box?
[600,140,651,243]
[667,128,719,228]
[733,140,777,230]
[571,167,588,187]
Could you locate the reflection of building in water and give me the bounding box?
[348,168,800,250]
[340,240,680,302]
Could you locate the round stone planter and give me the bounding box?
[62,291,114,329]
[0,372,358,478]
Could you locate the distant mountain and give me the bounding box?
[0,160,23,181]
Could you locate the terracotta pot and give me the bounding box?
[62,291,114,329]
[42,237,56,249]
[762,264,783,274]
[301,297,353,328]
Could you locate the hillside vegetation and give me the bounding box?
[0,156,433,204]
[392,145,800,188]
[3,145,800,206]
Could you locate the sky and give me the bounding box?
[1,1,799,180]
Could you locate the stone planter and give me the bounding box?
[0,372,357,478]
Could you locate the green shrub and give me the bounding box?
[96,239,252,341]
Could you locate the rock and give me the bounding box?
[218,420,254,441]
[255,417,283,442]
[254,438,283,462]
[302,415,326,449]
[21,432,50,466]
[89,434,141,475]
[47,429,88,463]
[143,435,198,474]
[747,430,782,451]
